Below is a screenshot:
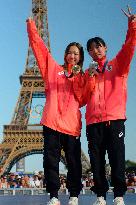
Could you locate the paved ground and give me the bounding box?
[0,193,135,205]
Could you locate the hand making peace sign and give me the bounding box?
[122,5,136,22]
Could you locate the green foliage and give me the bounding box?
[125,160,136,173]
[125,160,136,168]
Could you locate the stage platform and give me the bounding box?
[0,194,135,205]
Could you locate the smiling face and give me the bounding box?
[65,45,80,66]
[87,37,107,61]
[88,42,107,61]
[64,42,84,69]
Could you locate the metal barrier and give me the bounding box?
[0,187,135,196]
[0,188,47,196]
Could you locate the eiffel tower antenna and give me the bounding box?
[0,0,90,176]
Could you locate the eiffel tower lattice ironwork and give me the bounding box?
[0,0,91,176]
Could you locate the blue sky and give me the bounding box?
[0,0,136,172]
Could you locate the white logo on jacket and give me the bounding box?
[58,71,64,75]
[119,132,123,138]
[106,65,112,71]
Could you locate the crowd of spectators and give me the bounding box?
[0,171,43,189]
[0,171,136,189]
[81,171,136,189]
[125,171,136,187]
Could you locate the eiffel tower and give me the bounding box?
[0,0,90,176]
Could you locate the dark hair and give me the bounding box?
[86,37,106,52]
[64,42,84,68]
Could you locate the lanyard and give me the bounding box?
[64,70,74,78]
[96,60,108,73]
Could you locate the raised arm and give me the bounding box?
[26,18,57,81]
[116,6,136,76]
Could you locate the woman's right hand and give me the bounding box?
[89,67,99,77]
[72,65,81,76]
[88,62,99,77]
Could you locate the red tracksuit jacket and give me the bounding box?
[27,19,82,136]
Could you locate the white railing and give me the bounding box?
[0,187,135,196]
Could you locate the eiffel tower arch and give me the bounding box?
[0,0,91,176]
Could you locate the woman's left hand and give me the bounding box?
[122,5,136,22]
